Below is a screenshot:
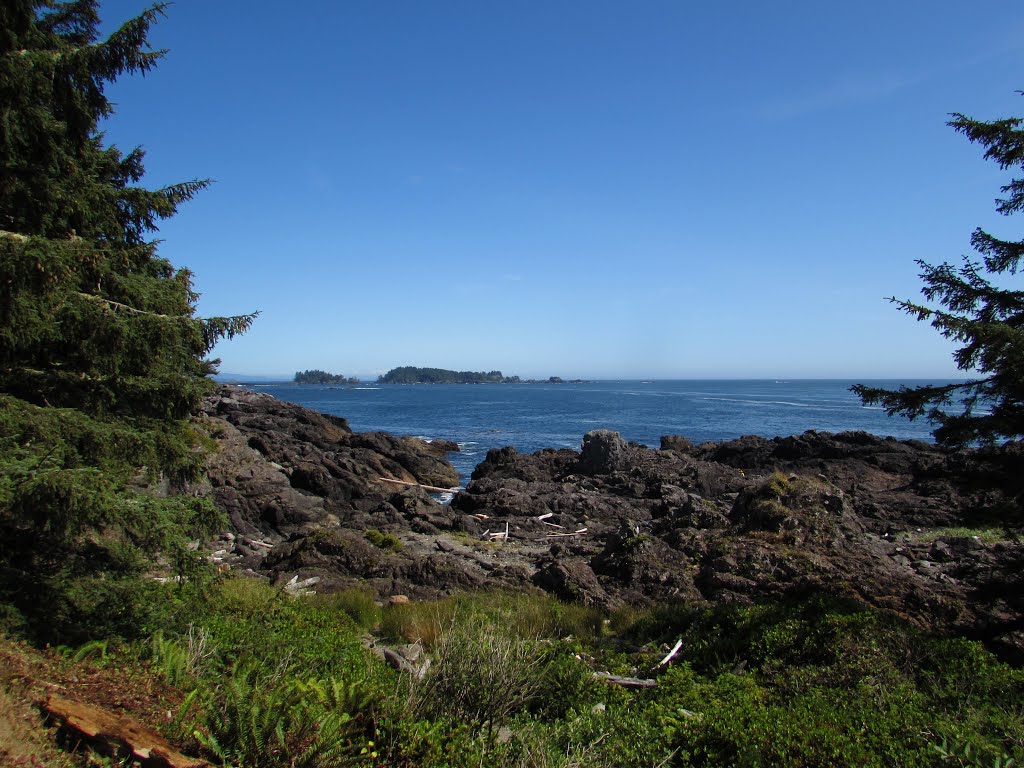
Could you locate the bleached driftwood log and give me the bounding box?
[593,672,657,689]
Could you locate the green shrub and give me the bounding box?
[364,529,403,551]
[407,609,552,739]
[766,470,791,497]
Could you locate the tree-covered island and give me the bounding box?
[294,369,360,384]
[377,366,586,384]
[378,367,510,383]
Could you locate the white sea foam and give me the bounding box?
[699,396,851,411]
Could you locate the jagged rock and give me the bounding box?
[196,386,1024,662]
[456,429,1024,661]
[532,560,607,606]
[577,430,631,475]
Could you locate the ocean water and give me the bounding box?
[245,380,945,487]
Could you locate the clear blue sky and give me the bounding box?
[97,1,1024,380]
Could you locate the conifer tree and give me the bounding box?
[0,0,255,641]
[853,99,1024,447]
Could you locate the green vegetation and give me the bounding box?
[853,95,1024,446]
[905,526,1010,544]
[294,369,360,385]
[0,1,253,643]
[10,582,1022,767]
[364,529,403,551]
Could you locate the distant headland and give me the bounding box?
[377,366,585,384]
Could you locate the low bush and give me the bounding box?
[406,608,552,739]
[364,529,403,551]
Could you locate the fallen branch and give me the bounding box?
[540,520,566,529]
[377,477,460,494]
[42,695,210,768]
[593,672,657,689]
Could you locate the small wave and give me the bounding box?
[700,396,854,411]
[354,387,380,390]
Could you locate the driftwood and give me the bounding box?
[283,574,320,596]
[377,477,460,494]
[483,522,510,542]
[544,528,588,538]
[652,638,683,671]
[375,646,430,679]
[41,695,210,768]
[593,672,657,689]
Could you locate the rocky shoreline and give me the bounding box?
[196,385,1024,661]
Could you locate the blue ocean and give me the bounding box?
[245,380,945,486]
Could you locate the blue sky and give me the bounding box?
[97,1,1024,380]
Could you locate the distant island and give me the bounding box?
[294,369,360,385]
[377,366,585,384]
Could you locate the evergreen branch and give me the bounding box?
[0,229,159,257]
[949,113,1024,170]
[74,291,184,319]
[36,1,100,45]
[72,293,260,347]
[971,228,1024,274]
[85,3,170,80]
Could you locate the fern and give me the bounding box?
[192,664,377,768]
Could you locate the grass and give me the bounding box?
[910,526,1010,544]
[379,592,604,647]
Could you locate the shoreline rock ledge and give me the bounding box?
[196,387,1024,662]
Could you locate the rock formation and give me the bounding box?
[196,386,1024,661]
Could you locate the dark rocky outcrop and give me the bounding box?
[195,387,1024,662]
